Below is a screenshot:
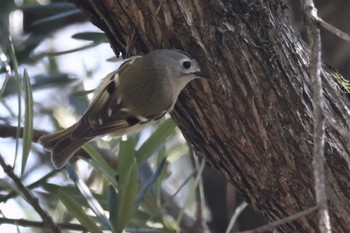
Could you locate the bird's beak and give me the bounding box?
[193,71,208,79]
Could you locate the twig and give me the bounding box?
[298,0,350,41]
[0,169,59,203]
[0,125,47,142]
[176,159,206,226]
[0,124,90,162]
[0,154,61,233]
[317,17,350,41]
[301,1,331,233]
[191,146,209,233]
[0,218,85,231]
[236,206,318,233]
[225,202,248,233]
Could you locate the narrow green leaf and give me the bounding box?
[135,118,176,164]
[32,9,80,26]
[128,210,151,227]
[156,147,169,197]
[176,159,206,225]
[32,73,76,87]
[136,159,166,205]
[73,89,95,97]
[117,138,139,233]
[9,36,22,167]
[58,189,103,233]
[118,138,136,178]
[225,202,248,233]
[0,74,10,98]
[21,69,33,175]
[83,143,118,188]
[66,165,116,232]
[42,183,108,210]
[117,163,139,232]
[147,168,197,221]
[108,186,118,230]
[22,3,77,14]
[9,37,19,75]
[42,183,61,193]
[48,42,99,56]
[72,32,108,43]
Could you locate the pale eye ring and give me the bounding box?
[182,61,192,69]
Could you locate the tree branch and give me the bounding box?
[302,1,331,232]
[237,206,318,233]
[0,169,58,203]
[0,218,85,231]
[0,125,47,142]
[0,154,61,233]
[0,125,99,165]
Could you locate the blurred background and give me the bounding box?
[0,0,349,232]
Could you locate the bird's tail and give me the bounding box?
[39,125,76,150]
[39,125,90,169]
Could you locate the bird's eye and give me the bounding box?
[182,61,191,69]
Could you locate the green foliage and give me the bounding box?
[83,143,119,188]
[116,138,139,232]
[57,189,104,233]
[136,119,176,164]
[21,69,33,175]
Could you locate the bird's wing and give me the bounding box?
[71,56,152,138]
[82,56,141,123]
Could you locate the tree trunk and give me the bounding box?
[70,0,350,232]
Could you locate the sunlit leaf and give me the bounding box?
[58,189,103,233]
[43,183,108,210]
[67,165,116,232]
[135,118,176,164]
[225,202,248,233]
[83,143,119,188]
[73,89,95,97]
[21,69,33,175]
[116,138,139,233]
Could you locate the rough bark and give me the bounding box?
[70,0,350,232]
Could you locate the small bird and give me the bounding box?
[39,49,204,169]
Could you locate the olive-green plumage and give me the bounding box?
[39,49,203,169]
